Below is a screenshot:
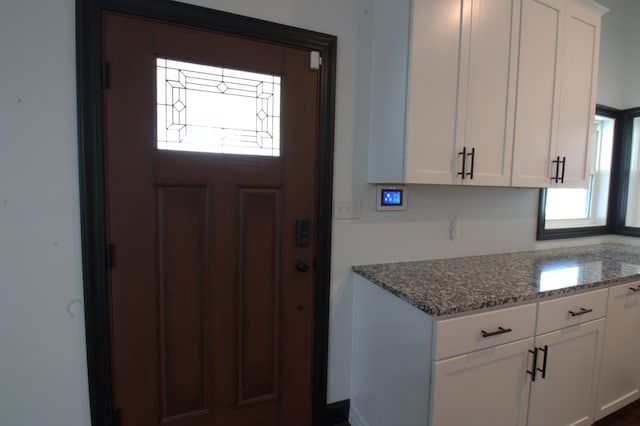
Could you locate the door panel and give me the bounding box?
[511,0,562,187]
[158,186,211,420]
[103,12,319,426]
[237,188,281,404]
[528,319,605,426]
[432,338,532,426]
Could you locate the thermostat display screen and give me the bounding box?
[376,184,406,211]
[381,190,403,206]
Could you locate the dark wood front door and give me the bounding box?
[103,12,319,425]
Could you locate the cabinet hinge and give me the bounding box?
[106,243,114,269]
[102,61,110,89]
[310,51,322,70]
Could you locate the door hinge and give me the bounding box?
[102,61,110,89]
[310,51,322,70]
[106,243,114,269]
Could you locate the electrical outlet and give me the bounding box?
[448,212,462,240]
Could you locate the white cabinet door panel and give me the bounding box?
[405,0,461,184]
[555,1,601,188]
[528,319,605,426]
[456,0,518,186]
[595,283,640,420]
[511,0,562,188]
[432,338,533,426]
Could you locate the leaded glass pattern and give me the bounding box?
[156,58,281,156]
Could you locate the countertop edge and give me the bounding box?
[353,244,640,318]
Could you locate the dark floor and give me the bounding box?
[333,398,640,426]
[595,398,640,426]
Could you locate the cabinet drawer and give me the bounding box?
[536,289,607,335]
[610,281,640,299]
[434,303,536,360]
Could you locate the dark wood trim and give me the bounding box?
[319,399,350,425]
[536,104,621,241]
[76,1,337,425]
[76,2,114,426]
[608,106,631,234]
[312,21,338,426]
[612,107,640,237]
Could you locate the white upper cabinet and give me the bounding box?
[369,0,606,187]
[556,1,604,187]
[370,0,519,185]
[403,0,462,184]
[450,0,520,186]
[512,0,606,188]
[511,0,563,188]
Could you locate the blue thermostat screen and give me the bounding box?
[381,189,403,206]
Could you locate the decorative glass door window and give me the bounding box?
[156,58,281,156]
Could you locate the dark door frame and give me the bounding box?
[75,1,337,424]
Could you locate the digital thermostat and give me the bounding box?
[376,185,407,211]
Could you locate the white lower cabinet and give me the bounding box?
[351,276,633,426]
[527,290,607,426]
[432,338,533,426]
[527,319,605,426]
[595,282,640,420]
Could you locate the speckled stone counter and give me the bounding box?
[353,243,640,317]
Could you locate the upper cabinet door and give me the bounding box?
[404,0,462,184]
[405,0,519,185]
[555,1,602,188]
[368,0,605,187]
[455,0,520,186]
[512,0,606,188]
[512,0,563,188]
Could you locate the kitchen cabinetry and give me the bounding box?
[512,0,606,188]
[369,0,518,185]
[351,276,611,426]
[406,0,519,186]
[528,290,607,426]
[369,0,605,188]
[595,282,640,420]
[432,339,533,426]
[431,304,536,426]
[528,319,605,426]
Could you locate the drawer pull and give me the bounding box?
[568,307,593,317]
[630,286,640,293]
[481,326,512,338]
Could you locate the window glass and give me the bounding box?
[156,58,281,156]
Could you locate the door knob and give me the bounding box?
[296,260,311,272]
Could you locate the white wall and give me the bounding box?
[0,0,633,424]
[0,1,91,425]
[597,0,640,109]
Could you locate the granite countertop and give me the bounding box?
[353,243,640,317]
